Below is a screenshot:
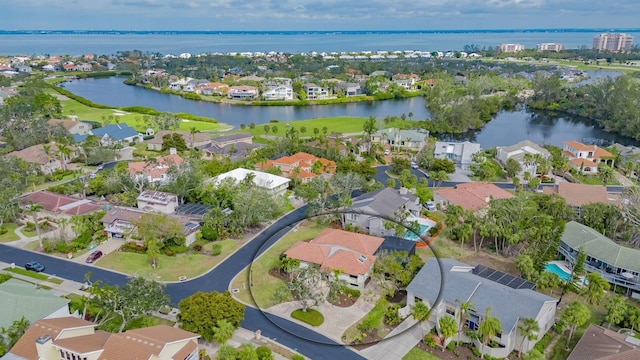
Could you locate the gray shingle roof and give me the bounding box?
[562,221,640,273]
[407,258,557,333]
[373,128,429,143]
[348,187,417,219]
[91,124,138,141]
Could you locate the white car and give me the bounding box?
[424,201,437,211]
[411,162,418,169]
[384,149,390,155]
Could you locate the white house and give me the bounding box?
[434,141,481,170]
[262,85,294,100]
[406,258,558,359]
[206,168,290,197]
[496,140,551,176]
[136,190,179,214]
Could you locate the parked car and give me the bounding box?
[424,201,437,211]
[85,250,103,264]
[411,161,418,169]
[25,261,45,272]
[384,149,390,155]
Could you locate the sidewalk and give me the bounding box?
[359,318,433,360]
[0,260,89,298]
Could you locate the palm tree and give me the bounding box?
[512,176,521,192]
[438,315,458,351]
[604,294,628,329]
[212,319,235,344]
[561,301,590,343]
[42,144,54,175]
[56,142,72,172]
[412,301,431,337]
[518,318,540,358]
[477,307,501,359]
[456,299,474,338]
[27,200,44,249]
[189,126,199,147]
[584,272,610,305]
[145,240,161,269]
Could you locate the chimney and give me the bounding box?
[36,335,51,344]
[169,148,177,155]
[485,196,490,203]
[399,187,408,195]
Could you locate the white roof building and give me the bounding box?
[207,168,290,196]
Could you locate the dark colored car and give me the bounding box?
[85,250,103,264]
[25,261,45,272]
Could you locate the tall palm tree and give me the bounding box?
[42,144,54,175]
[189,126,199,147]
[584,272,610,305]
[56,143,72,172]
[518,318,540,358]
[212,319,235,344]
[477,307,501,359]
[456,299,475,339]
[438,315,458,351]
[27,200,44,249]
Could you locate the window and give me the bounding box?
[346,213,358,221]
[446,307,455,316]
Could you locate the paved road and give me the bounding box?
[0,206,364,360]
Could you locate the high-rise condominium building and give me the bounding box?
[537,43,565,52]
[592,33,634,52]
[498,43,525,52]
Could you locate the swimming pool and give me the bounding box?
[404,224,430,241]
[545,263,572,281]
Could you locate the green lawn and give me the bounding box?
[95,252,219,281]
[402,348,441,360]
[0,223,20,242]
[3,267,64,284]
[235,116,369,137]
[230,220,326,308]
[291,309,325,326]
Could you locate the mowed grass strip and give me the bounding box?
[237,116,369,137]
[0,223,20,242]
[231,220,326,308]
[291,309,324,326]
[4,267,64,284]
[95,252,218,281]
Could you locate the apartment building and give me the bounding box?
[593,33,634,52]
[498,43,525,52]
[537,43,565,52]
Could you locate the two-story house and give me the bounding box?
[304,83,330,100]
[127,154,184,184]
[496,140,551,176]
[371,128,429,152]
[136,190,179,214]
[563,141,614,174]
[227,85,259,100]
[262,85,294,100]
[434,141,481,170]
[256,152,336,183]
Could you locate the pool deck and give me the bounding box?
[549,260,572,274]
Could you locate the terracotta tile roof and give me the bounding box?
[570,157,598,168]
[126,324,199,344]
[47,118,82,131]
[146,130,210,145]
[272,152,335,168]
[22,191,101,215]
[98,325,199,360]
[567,324,640,360]
[565,141,614,159]
[435,182,515,211]
[9,317,95,360]
[52,331,111,354]
[172,340,198,360]
[284,228,384,276]
[542,183,609,207]
[128,154,184,178]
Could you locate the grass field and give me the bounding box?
[291,308,325,326]
[3,267,64,284]
[0,223,19,242]
[402,348,441,360]
[95,251,219,281]
[230,220,326,308]
[235,116,369,137]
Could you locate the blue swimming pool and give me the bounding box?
[404,224,430,241]
[545,263,572,281]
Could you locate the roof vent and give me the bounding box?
[36,335,51,344]
[358,255,367,264]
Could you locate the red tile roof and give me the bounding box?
[435,182,515,211]
[128,154,184,179]
[10,317,95,360]
[542,183,609,207]
[565,141,614,159]
[22,191,101,215]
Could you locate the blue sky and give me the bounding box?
[3,0,639,30]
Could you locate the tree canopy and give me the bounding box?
[178,291,245,342]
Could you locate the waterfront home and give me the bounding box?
[563,140,614,175]
[371,128,429,152]
[433,141,481,170]
[558,221,640,297]
[91,123,142,146]
[136,190,179,214]
[264,77,293,88]
[47,118,92,136]
[434,182,514,212]
[228,85,259,100]
[199,133,262,161]
[6,317,199,360]
[542,182,611,217]
[0,279,71,331]
[496,140,551,176]
[146,130,211,150]
[127,153,184,184]
[284,228,384,289]
[567,324,640,360]
[336,82,364,97]
[196,81,229,95]
[345,187,422,237]
[406,258,557,358]
[262,85,294,100]
[255,152,336,183]
[392,73,420,90]
[21,191,101,218]
[206,168,290,197]
[303,83,330,100]
[7,143,78,175]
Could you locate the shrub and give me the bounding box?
[446,340,457,350]
[291,309,324,326]
[255,346,273,360]
[292,355,305,360]
[471,346,482,358]
[192,243,203,252]
[384,304,401,326]
[423,334,438,348]
[0,225,7,235]
[120,241,146,253]
[211,243,222,256]
[43,239,56,253]
[533,332,551,353]
[167,245,188,254]
[0,273,12,284]
[164,247,176,256]
[55,241,71,253]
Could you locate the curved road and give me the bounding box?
[0,205,364,360]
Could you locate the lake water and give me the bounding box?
[61,76,640,148]
[4,29,640,56]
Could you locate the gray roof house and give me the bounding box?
[90,123,142,146]
[434,141,481,170]
[371,128,429,152]
[406,258,557,358]
[496,140,551,176]
[345,187,422,237]
[558,221,640,296]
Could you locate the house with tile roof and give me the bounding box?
[558,221,640,296]
[284,228,384,288]
[4,317,199,360]
[563,140,614,175]
[0,279,70,331]
[434,182,515,212]
[206,168,290,197]
[542,183,612,217]
[345,187,422,237]
[406,258,557,359]
[21,191,102,218]
[255,152,336,183]
[146,130,211,150]
[127,154,184,184]
[90,124,142,146]
[567,324,640,360]
[496,140,551,176]
[6,143,78,175]
[371,128,429,152]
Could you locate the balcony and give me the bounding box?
[559,246,640,291]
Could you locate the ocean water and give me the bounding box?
[2,29,640,56]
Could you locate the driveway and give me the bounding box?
[71,238,123,264]
[360,318,433,360]
[448,167,473,182]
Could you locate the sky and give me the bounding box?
[2,0,639,31]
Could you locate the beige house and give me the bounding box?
[6,317,199,360]
[146,130,211,150]
[136,190,179,214]
[563,141,614,175]
[7,143,78,174]
[47,118,92,135]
